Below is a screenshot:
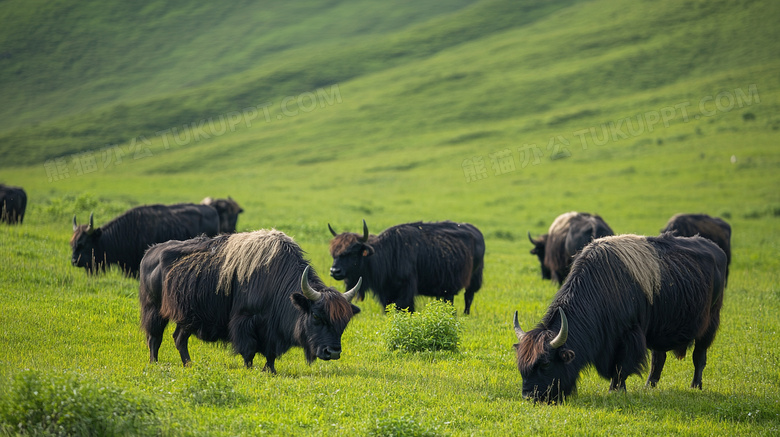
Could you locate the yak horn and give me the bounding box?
[528,231,536,244]
[343,277,362,302]
[361,219,369,242]
[86,212,95,234]
[73,215,78,231]
[513,311,525,341]
[328,223,338,237]
[549,308,569,349]
[300,266,322,301]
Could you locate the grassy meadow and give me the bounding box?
[1,0,779,435]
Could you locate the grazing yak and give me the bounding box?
[0,184,27,224]
[528,211,614,285]
[71,203,219,277]
[328,220,485,315]
[138,229,361,373]
[513,233,726,404]
[661,213,731,284]
[201,196,244,233]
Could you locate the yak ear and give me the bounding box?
[291,293,312,313]
[558,348,575,364]
[350,304,361,315]
[362,244,375,257]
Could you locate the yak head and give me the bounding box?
[327,220,374,298]
[292,266,362,363]
[71,213,103,273]
[528,232,551,280]
[513,308,577,404]
[201,196,243,233]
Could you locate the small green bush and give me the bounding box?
[385,299,461,353]
[0,370,161,437]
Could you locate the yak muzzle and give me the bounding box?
[329,267,345,280]
[320,346,342,361]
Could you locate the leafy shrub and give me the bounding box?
[385,299,461,353]
[0,370,161,436]
[368,415,443,437]
[180,365,248,407]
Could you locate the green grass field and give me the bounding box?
[1,0,779,435]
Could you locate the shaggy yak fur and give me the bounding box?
[514,233,727,404]
[661,213,731,284]
[528,211,614,285]
[139,229,361,373]
[328,220,485,314]
[70,203,220,277]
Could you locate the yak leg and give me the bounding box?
[229,314,259,370]
[610,327,645,391]
[645,350,667,388]
[609,371,627,392]
[462,291,474,316]
[393,279,417,313]
[142,309,168,363]
[172,325,193,367]
[690,344,708,389]
[262,356,277,374]
[463,262,483,315]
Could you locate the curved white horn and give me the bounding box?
[300,266,322,301]
[343,277,362,302]
[549,308,568,349]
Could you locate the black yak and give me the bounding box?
[71,203,219,277]
[201,196,244,233]
[0,184,27,224]
[513,233,726,404]
[661,213,731,284]
[528,211,614,285]
[328,220,484,314]
[139,229,361,373]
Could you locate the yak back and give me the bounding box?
[661,213,731,266]
[99,204,219,272]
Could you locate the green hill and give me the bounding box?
[4,0,777,168]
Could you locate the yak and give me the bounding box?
[528,211,614,285]
[0,184,27,224]
[71,203,219,277]
[661,213,731,284]
[138,229,362,373]
[328,220,484,315]
[201,196,244,233]
[513,233,726,404]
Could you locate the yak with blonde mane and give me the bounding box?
[528,212,614,285]
[139,229,362,373]
[513,233,726,404]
